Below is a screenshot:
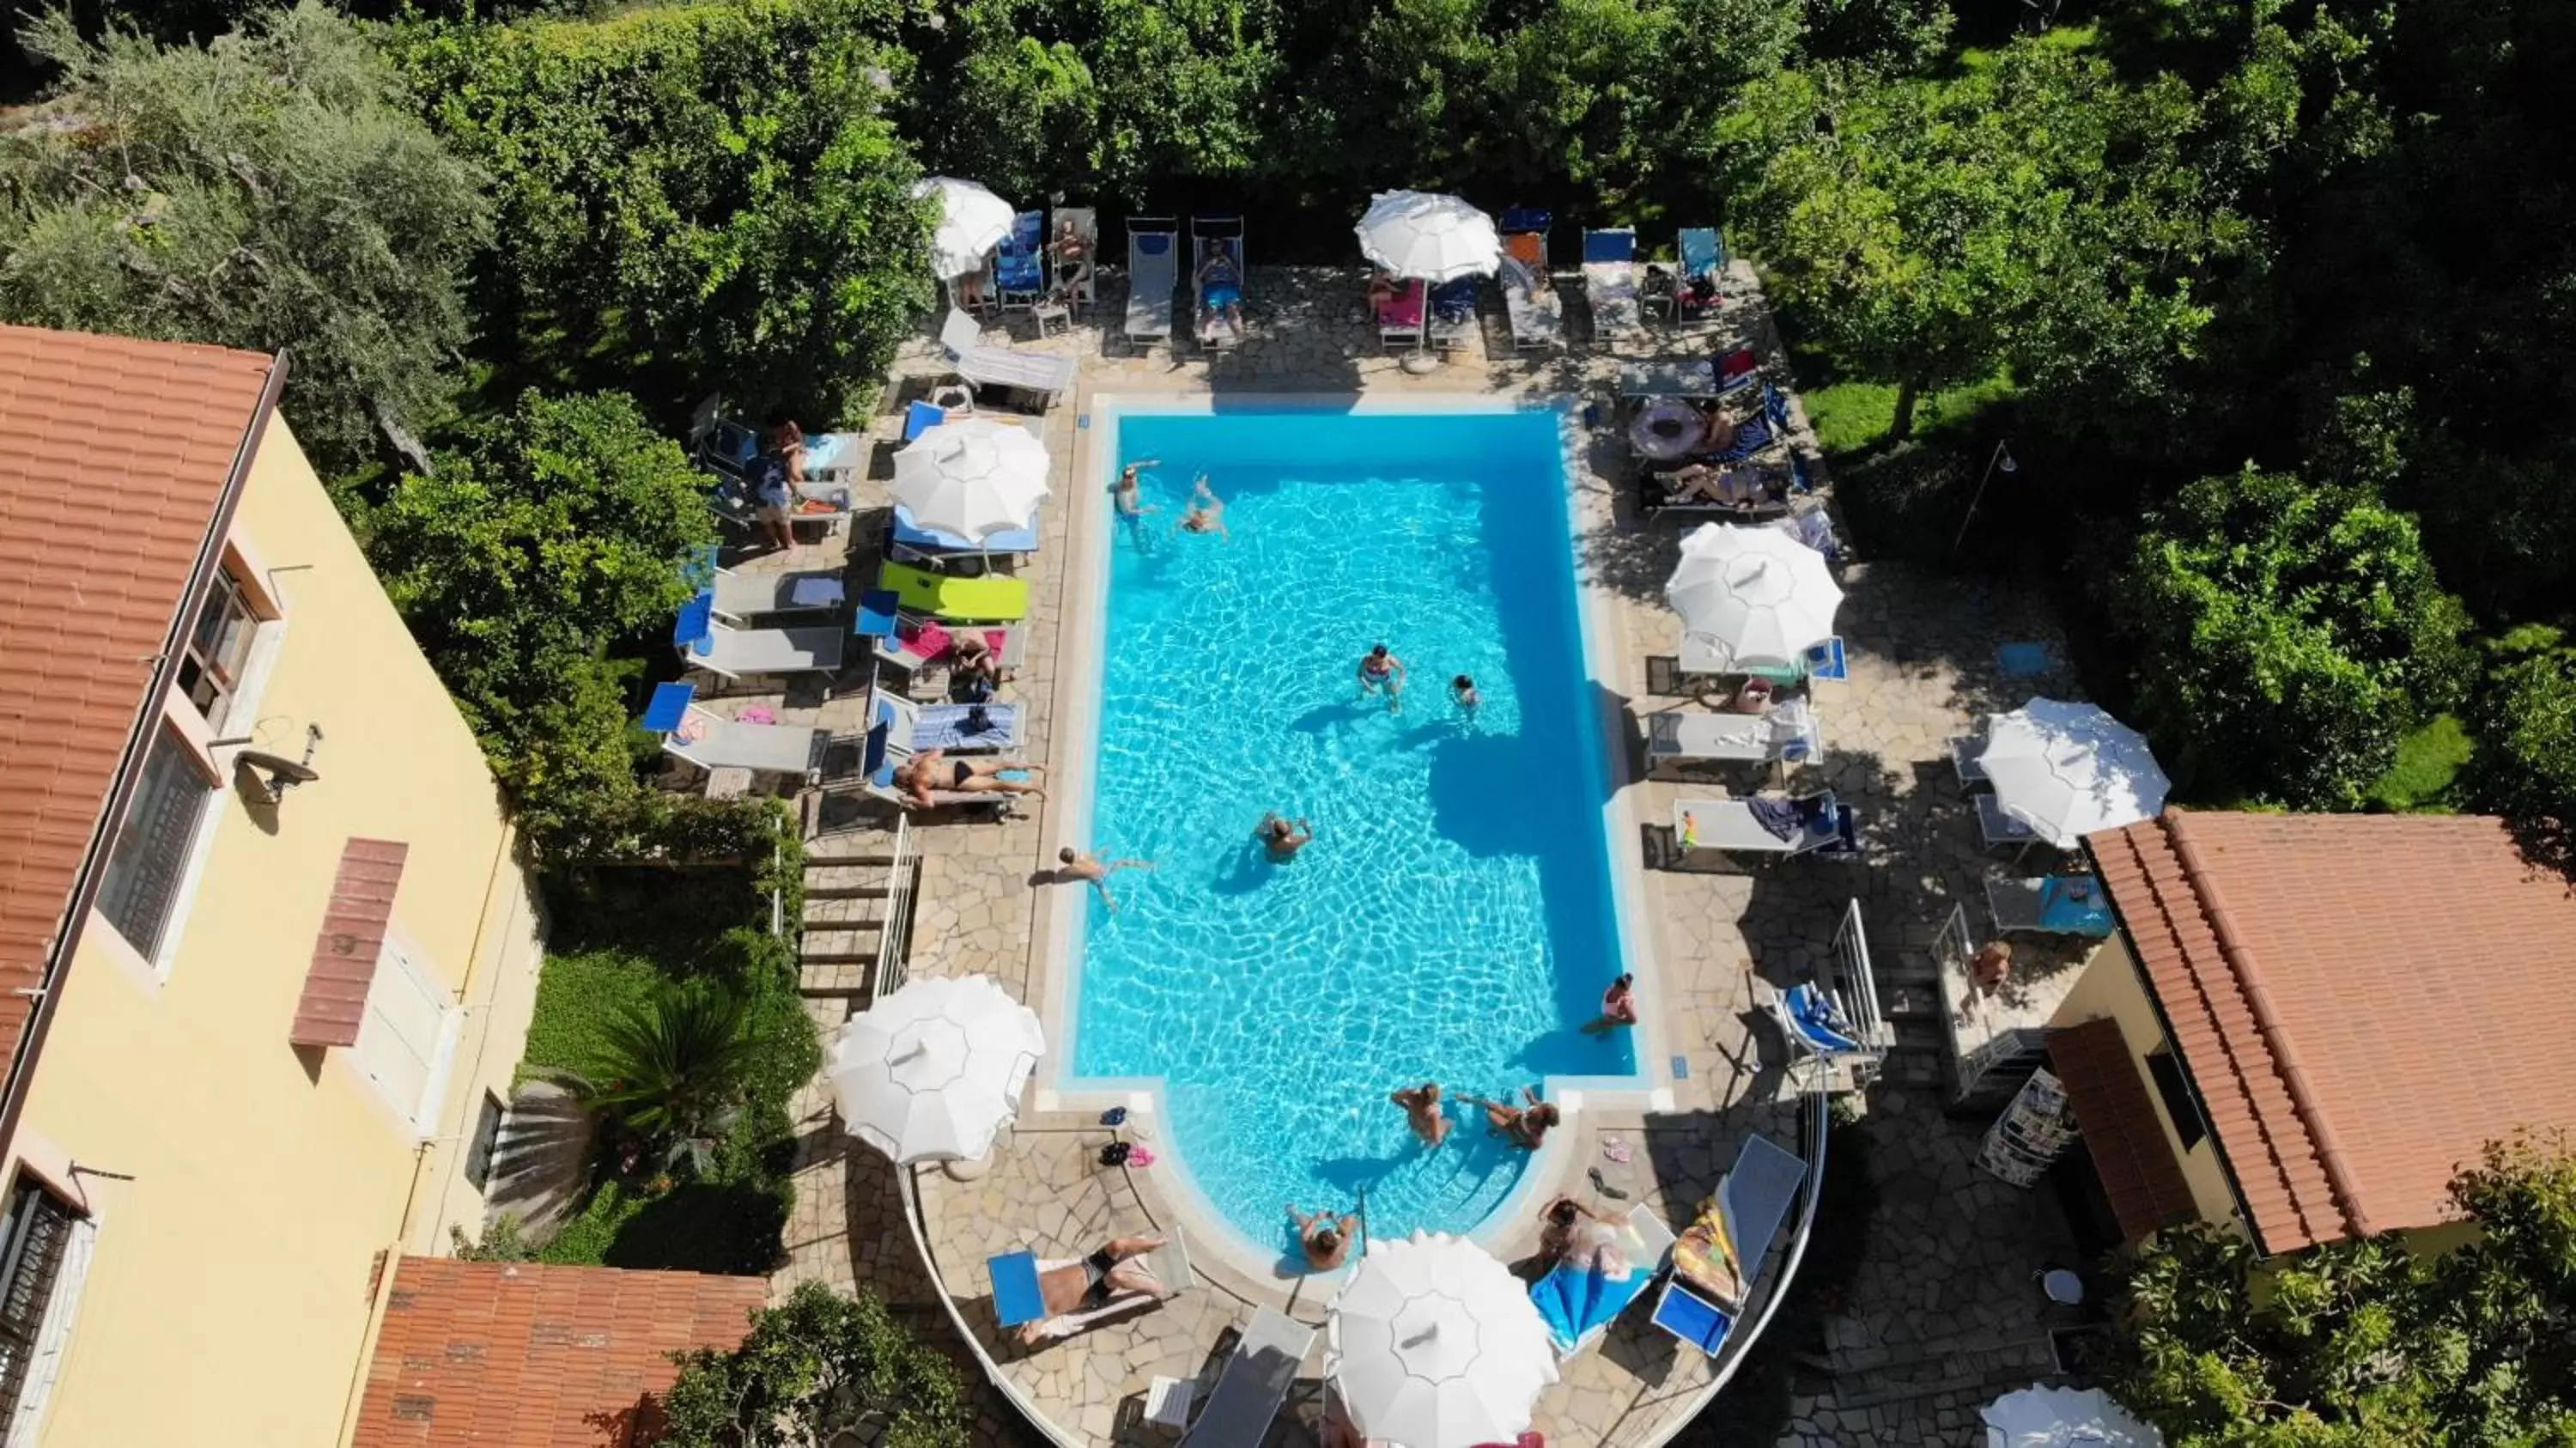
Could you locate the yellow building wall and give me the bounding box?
[2,417,544,1448]
[2051,937,2251,1240]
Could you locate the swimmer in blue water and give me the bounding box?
[1356,643,1406,712]
[1114,459,1161,518]
[1257,812,1313,861]
[1178,473,1230,539]
[1451,673,1480,717]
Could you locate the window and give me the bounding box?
[0,1177,81,1423]
[175,569,260,733]
[94,729,215,960]
[2145,1047,2208,1152]
[464,1092,507,1191]
[353,937,461,1136]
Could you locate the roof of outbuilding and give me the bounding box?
[2088,809,2576,1254]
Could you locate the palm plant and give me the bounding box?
[560,979,759,1180]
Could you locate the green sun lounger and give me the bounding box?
[879,562,1030,622]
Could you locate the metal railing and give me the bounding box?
[1829,896,1891,1055]
[872,813,917,1002]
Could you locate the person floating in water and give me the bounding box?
[1056,846,1152,912]
[1179,473,1229,539]
[1256,812,1313,861]
[1289,1204,1357,1271]
[1390,1082,1450,1147]
[1450,673,1480,717]
[1463,1088,1559,1149]
[1356,643,1406,712]
[1114,459,1161,518]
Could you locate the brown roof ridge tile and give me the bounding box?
[2163,808,2375,1241]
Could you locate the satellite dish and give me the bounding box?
[234,749,319,803]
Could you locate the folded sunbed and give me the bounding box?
[1583,228,1641,340]
[1528,1204,1680,1357]
[672,591,843,683]
[1653,1134,1807,1357]
[1127,216,1179,344]
[878,560,1030,622]
[1177,1305,1314,1448]
[938,308,1077,408]
[1670,793,1856,858]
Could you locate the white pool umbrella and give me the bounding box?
[1355,191,1503,283]
[1978,698,2170,849]
[912,176,1016,280]
[829,974,1044,1165]
[891,420,1052,540]
[1327,1231,1558,1448]
[1664,523,1844,670]
[1983,1385,2164,1447]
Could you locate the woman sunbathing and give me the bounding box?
[1017,1235,1172,1345]
[896,749,1045,808]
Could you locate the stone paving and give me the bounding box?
[705,265,2091,1446]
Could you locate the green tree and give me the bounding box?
[659,1282,970,1448]
[386,0,933,423]
[363,389,713,842]
[2111,466,2471,809]
[1718,40,2242,440]
[2466,634,2576,877]
[2111,1135,2576,1445]
[0,2,491,476]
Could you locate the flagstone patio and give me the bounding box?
[708,265,2083,1445]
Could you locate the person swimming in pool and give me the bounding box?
[1462,1087,1559,1149]
[1390,1082,1450,1147]
[1289,1204,1358,1271]
[1451,673,1480,716]
[1356,644,1406,711]
[1256,812,1313,861]
[1198,246,1245,339]
[896,749,1046,809]
[1114,459,1162,518]
[1178,473,1230,538]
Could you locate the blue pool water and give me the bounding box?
[1071,407,1637,1261]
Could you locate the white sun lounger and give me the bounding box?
[673,591,843,684]
[1671,794,1856,858]
[993,1233,1197,1346]
[1126,216,1179,345]
[1646,708,1818,770]
[1178,1306,1315,1448]
[873,619,1024,690]
[660,705,827,782]
[876,690,1024,753]
[1583,227,1642,340]
[938,308,1077,408]
[1503,261,1563,352]
[1977,792,2042,849]
[707,565,844,624]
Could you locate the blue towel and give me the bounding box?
[1747,796,1802,841]
[990,1250,1046,1326]
[1431,277,1478,322]
[1531,1262,1654,1353]
[1652,1282,1735,1356]
[1787,983,1862,1054]
[913,703,1020,751]
[1708,414,1774,463]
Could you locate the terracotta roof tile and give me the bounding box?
[0,325,277,1107]
[354,1257,765,1448]
[2087,810,2576,1253]
[2048,1016,2201,1240]
[290,838,410,1047]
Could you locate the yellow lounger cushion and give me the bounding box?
[882,563,1030,622]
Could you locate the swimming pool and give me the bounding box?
[1065,402,1642,1264]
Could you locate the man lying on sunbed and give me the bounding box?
[1199,246,1246,340]
[1016,1235,1174,1345]
[896,749,1045,808]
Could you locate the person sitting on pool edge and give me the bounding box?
[1538,1196,1629,1276]
[1290,1204,1358,1271]
[1256,812,1313,861]
[1015,1235,1174,1344]
[1390,1081,1449,1147]
[1179,473,1229,538]
[1356,643,1406,712]
[1463,1088,1559,1149]
[896,749,1045,809]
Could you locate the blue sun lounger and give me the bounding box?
[994,210,1047,310]
[1676,227,1726,325]
[1652,1134,1808,1357]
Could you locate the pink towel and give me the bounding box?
[1377,283,1425,327]
[905,619,955,659]
[738,706,777,725]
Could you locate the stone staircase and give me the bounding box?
[798,822,919,1002]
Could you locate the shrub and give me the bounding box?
[2466,637,2576,876]
[659,1282,972,1448]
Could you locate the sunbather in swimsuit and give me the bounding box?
[1018,1236,1171,1345]
[897,749,1046,808]
[1199,249,1245,336]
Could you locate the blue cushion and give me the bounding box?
[1804,637,1847,681]
[1652,1283,1735,1356]
[902,402,947,443]
[1499,207,1553,234]
[641,681,696,733]
[1137,233,1171,256]
[1996,642,2054,678]
[672,591,715,650]
[854,588,900,640]
[990,1250,1046,1326]
[1583,228,1636,264]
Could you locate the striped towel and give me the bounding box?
[913,702,1020,751]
